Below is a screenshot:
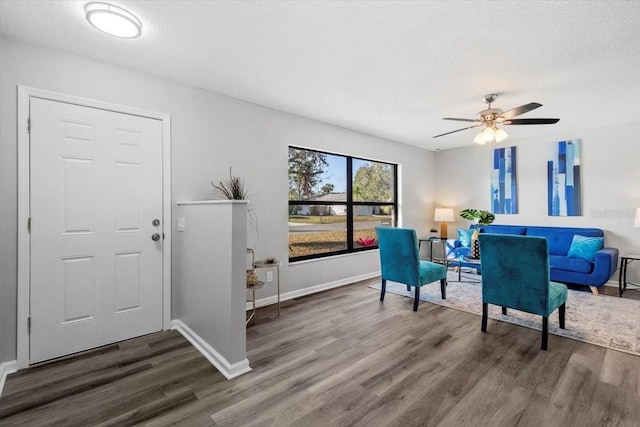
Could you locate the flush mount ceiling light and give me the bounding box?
[85,2,142,38]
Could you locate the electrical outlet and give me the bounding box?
[266,271,273,283]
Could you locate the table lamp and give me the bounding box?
[634,208,640,228]
[434,208,454,239]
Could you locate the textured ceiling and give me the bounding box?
[1,1,639,150]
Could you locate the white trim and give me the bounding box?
[0,360,18,397]
[17,86,30,370]
[246,271,380,310]
[17,86,172,369]
[288,249,379,266]
[170,320,251,380]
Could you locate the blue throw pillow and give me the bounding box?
[567,235,604,262]
[457,228,474,248]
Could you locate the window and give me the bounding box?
[288,147,397,262]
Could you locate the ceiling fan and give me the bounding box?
[433,94,560,144]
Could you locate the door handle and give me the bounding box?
[151,233,161,241]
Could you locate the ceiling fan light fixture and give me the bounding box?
[433,94,559,142]
[482,126,495,142]
[473,131,486,145]
[494,127,509,143]
[85,2,142,38]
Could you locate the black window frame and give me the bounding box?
[288,146,398,262]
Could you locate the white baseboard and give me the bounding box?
[170,320,251,380]
[0,360,18,397]
[246,271,380,310]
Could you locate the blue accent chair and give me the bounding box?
[478,234,568,350]
[376,227,447,311]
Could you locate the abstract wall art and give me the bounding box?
[548,139,582,216]
[491,146,517,214]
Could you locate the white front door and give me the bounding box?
[29,98,164,363]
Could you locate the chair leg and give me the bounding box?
[502,306,507,315]
[541,316,549,350]
[380,279,386,302]
[559,303,566,329]
[440,278,446,299]
[406,284,411,292]
[481,303,488,332]
[413,286,420,311]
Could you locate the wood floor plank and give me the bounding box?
[1,277,639,426]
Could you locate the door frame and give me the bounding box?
[17,86,172,369]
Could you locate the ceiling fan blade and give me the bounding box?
[503,118,560,125]
[442,117,478,123]
[433,123,483,138]
[500,102,542,120]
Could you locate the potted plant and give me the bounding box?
[459,209,495,235]
[211,167,248,200]
[459,209,495,258]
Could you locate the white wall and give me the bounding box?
[434,122,640,280]
[175,201,249,378]
[0,37,435,364]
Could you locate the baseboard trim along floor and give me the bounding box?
[0,360,18,397]
[170,320,251,380]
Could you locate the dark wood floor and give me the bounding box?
[1,279,639,426]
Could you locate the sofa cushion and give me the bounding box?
[567,235,604,262]
[482,225,526,235]
[549,255,593,273]
[525,227,603,255]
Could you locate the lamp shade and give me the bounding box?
[634,208,640,228]
[434,208,454,222]
[482,127,495,142]
[473,131,486,145]
[494,127,509,143]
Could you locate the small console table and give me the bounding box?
[253,259,281,316]
[246,281,265,326]
[618,254,640,297]
[418,237,447,264]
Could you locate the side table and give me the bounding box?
[618,254,640,297]
[253,259,281,316]
[418,237,447,264]
[246,281,265,326]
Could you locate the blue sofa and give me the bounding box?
[451,225,618,294]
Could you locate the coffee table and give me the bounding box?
[447,256,482,282]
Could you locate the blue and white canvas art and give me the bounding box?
[491,146,517,214]
[548,139,582,216]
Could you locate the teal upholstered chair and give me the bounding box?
[478,234,568,350]
[376,227,447,311]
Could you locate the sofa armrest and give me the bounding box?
[588,247,619,286]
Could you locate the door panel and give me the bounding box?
[30,98,163,363]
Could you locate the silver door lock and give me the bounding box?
[152,218,160,226]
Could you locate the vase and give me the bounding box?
[471,238,480,259]
[246,269,259,286]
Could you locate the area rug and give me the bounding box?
[370,272,640,356]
